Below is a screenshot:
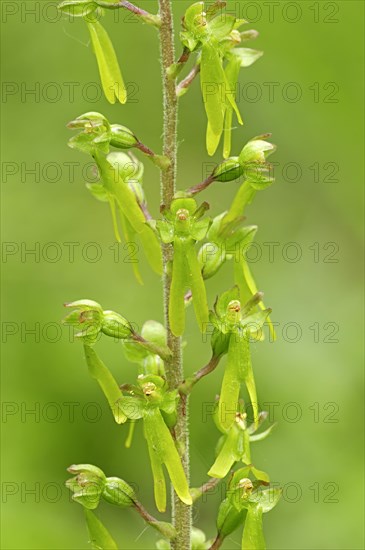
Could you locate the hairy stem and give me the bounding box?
[158,1,192,548]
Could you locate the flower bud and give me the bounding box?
[212,157,243,183]
[239,137,276,189]
[102,477,135,508]
[198,242,225,279]
[143,355,165,377]
[101,310,133,340]
[141,320,167,349]
[110,124,138,149]
[122,321,167,370]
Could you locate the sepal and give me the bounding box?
[66,464,106,510]
[58,0,98,18]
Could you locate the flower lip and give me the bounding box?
[228,300,241,313]
[176,208,189,221]
[143,382,157,396]
[238,478,254,493]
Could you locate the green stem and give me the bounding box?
[191,476,221,503]
[176,64,201,97]
[132,499,176,539]
[186,174,215,197]
[209,534,224,550]
[158,1,192,548]
[180,355,222,395]
[131,332,172,362]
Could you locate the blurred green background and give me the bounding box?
[1,1,364,548]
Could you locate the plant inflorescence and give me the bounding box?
[57,1,281,548]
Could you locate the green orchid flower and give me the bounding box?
[66,463,135,509]
[157,197,211,336]
[62,299,105,344]
[232,471,282,550]
[66,463,136,547]
[198,212,275,340]
[198,213,256,280]
[221,38,263,159]
[66,464,107,510]
[58,2,127,104]
[222,136,276,227]
[62,302,173,427]
[67,113,163,280]
[215,469,281,549]
[68,111,170,168]
[209,412,251,479]
[67,462,176,542]
[210,287,272,432]
[63,300,133,342]
[63,300,171,358]
[119,319,168,449]
[177,2,263,157]
[117,375,192,512]
[187,135,276,199]
[106,151,163,281]
[208,409,275,479]
[62,301,127,423]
